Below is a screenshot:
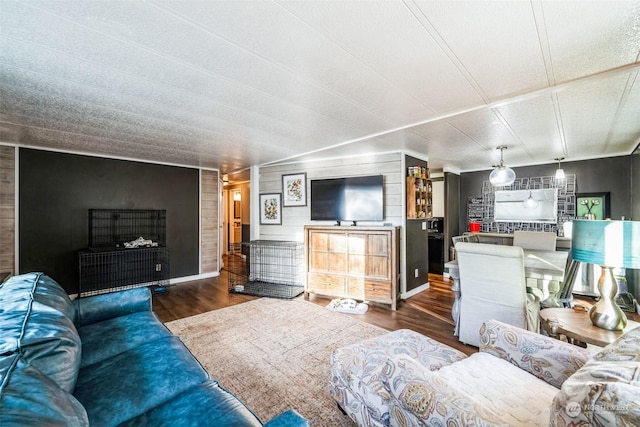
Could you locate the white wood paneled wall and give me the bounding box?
[258,152,403,242]
[0,146,16,275]
[200,170,219,273]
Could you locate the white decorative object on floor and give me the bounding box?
[326,298,369,314]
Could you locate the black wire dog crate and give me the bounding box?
[78,246,170,297]
[78,209,169,296]
[88,209,166,249]
[228,240,304,299]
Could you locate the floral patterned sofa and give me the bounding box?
[330,319,640,426]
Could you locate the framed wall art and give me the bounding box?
[282,173,307,207]
[576,192,610,220]
[259,193,282,225]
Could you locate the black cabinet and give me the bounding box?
[428,233,444,274]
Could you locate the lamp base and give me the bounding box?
[589,266,628,331]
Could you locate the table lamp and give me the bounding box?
[571,219,640,331]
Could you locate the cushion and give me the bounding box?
[480,319,590,389]
[73,336,210,426]
[73,287,152,327]
[118,380,263,427]
[550,326,640,426]
[329,329,467,426]
[385,354,507,426]
[0,272,76,321]
[77,310,172,368]
[0,298,81,392]
[437,352,558,426]
[0,354,89,426]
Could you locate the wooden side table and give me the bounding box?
[540,307,640,347]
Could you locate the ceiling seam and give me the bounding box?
[0,62,300,145]
[256,61,640,169]
[0,38,369,156]
[271,0,439,114]
[529,0,556,86]
[490,109,533,160]
[402,0,490,104]
[0,38,302,131]
[530,0,567,159]
[3,1,639,174]
[9,142,220,172]
[602,70,639,152]
[145,0,408,127]
[550,93,568,157]
[15,2,381,136]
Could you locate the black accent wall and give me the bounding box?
[458,156,633,234]
[444,171,460,263]
[405,154,429,292]
[19,149,200,293]
[456,155,637,296]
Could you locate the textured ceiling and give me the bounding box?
[1,0,639,179]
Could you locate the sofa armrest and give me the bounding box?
[263,409,310,427]
[72,287,152,326]
[479,319,591,389]
[385,355,506,426]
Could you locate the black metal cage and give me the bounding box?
[79,208,169,296]
[88,209,166,250]
[228,240,304,299]
[78,246,169,297]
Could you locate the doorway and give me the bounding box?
[231,189,242,245]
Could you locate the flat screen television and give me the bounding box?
[310,175,383,223]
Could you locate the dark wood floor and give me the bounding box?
[152,270,477,356]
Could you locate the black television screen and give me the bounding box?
[310,175,384,222]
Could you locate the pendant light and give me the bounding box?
[489,146,516,187]
[523,190,538,208]
[555,157,565,181]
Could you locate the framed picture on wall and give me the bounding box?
[282,173,307,206]
[576,192,610,220]
[259,193,282,224]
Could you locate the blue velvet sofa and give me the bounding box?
[0,272,308,426]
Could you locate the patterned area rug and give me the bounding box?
[165,297,388,426]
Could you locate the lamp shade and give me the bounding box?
[489,166,516,186]
[571,220,640,268]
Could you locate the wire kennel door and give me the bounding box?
[78,246,170,297]
[228,240,304,299]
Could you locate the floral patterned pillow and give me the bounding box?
[550,327,640,426]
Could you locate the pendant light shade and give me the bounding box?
[555,157,565,181]
[523,190,539,208]
[489,146,516,187]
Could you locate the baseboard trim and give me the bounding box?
[170,272,220,285]
[402,282,430,299]
[69,272,221,299]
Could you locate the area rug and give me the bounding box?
[165,297,389,426]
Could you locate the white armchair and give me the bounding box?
[455,242,541,346]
